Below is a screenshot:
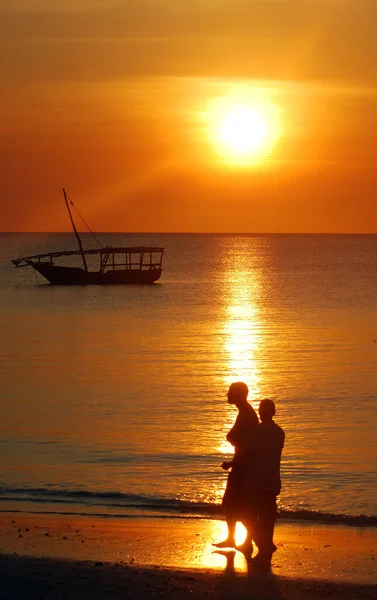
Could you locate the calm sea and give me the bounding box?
[0,233,376,525]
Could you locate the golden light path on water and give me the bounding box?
[222,250,262,432]
[224,302,261,398]
[212,250,263,544]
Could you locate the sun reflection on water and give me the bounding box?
[222,261,262,408]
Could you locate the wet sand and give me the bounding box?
[0,512,376,599]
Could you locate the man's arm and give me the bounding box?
[226,416,241,446]
[221,460,233,470]
[224,446,253,470]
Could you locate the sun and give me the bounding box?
[206,87,281,165]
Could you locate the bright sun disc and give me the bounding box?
[207,88,281,165]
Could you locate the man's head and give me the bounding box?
[227,381,249,406]
[259,398,276,421]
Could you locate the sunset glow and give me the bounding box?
[1,1,377,232]
[207,89,281,165]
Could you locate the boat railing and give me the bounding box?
[12,247,164,272]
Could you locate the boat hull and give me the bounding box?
[30,262,162,285]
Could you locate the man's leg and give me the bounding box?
[213,469,239,548]
[213,512,237,547]
[236,523,254,557]
[235,490,256,558]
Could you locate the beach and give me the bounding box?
[1,512,376,599]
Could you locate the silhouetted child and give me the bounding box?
[243,398,285,570]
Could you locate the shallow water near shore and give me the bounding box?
[0,233,376,521]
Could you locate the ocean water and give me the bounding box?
[0,232,376,524]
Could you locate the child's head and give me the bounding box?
[259,398,276,421]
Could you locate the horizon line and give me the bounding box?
[2,231,377,236]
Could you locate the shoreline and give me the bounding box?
[1,510,376,599]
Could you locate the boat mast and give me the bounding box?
[62,188,88,272]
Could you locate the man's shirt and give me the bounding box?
[227,402,259,455]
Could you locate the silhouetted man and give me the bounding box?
[243,398,285,569]
[213,382,258,550]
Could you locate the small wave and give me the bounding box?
[279,509,377,527]
[0,485,376,526]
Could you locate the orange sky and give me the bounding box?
[1,0,377,233]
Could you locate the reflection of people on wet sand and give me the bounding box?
[213,382,258,551]
[243,398,285,570]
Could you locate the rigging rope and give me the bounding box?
[65,192,103,248]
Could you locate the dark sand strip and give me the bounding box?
[1,554,376,600]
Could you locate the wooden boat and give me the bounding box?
[11,189,164,285]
